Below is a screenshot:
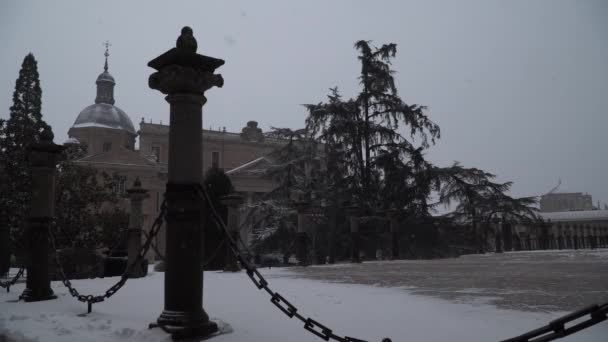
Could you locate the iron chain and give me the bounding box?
[48,198,167,311]
[196,184,389,342]
[0,267,25,292]
[501,303,608,342]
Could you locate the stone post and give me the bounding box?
[20,127,62,302]
[346,205,361,263]
[125,178,149,278]
[220,194,243,272]
[0,204,9,277]
[295,201,310,266]
[148,26,224,337]
[591,227,598,249]
[387,209,400,259]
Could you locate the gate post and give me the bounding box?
[20,126,62,302]
[125,178,149,278]
[346,205,361,263]
[0,198,9,277]
[387,209,400,259]
[148,26,224,337]
[220,194,243,272]
[295,201,310,266]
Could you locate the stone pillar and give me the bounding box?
[295,201,310,266]
[220,194,243,272]
[148,26,224,337]
[346,206,361,263]
[20,127,62,302]
[387,209,400,259]
[327,200,338,264]
[592,226,598,249]
[0,204,9,277]
[125,178,149,278]
[494,220,503,253]
[502,222,513,251]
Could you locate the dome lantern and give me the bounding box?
[95,41,116,105]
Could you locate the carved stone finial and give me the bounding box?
[176,26,197,53]
[240,121,264,142]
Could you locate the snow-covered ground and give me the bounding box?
[1,251,607,341]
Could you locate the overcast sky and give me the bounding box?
[1,0,607,204]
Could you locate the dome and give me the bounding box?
[96,71,115,84]
[72,103,135,134]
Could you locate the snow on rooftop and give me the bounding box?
[539,210,608,222]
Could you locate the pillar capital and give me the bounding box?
[27,126,64,169]
[220,193,244,208]
[148,27,224,97]
[125,177,149,200]
[345,204,361,217]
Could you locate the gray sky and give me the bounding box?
[1,0,607,204]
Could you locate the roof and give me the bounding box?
[540,210,608,222]
[138,122,284,145]
[73,103,135,134]
[226,156,273,176]
[76,146,158,168]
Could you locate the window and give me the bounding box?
[152,145,161,162]
[211,151,220,169]
[113,177,126,194]
[103,142,112,152]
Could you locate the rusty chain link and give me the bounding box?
[196,184,390,342]
[48,198,167,313]
[0,267,25,292]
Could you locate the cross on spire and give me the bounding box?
[103,40,111,72]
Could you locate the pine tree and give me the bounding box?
[306,41,440,211]
[0,53,48,251]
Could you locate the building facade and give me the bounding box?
[539,192,594,212]
[66,52,280,259]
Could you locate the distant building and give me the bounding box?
[539,192,594,212]
[66,49,281,259]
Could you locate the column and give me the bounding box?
[0,202,9,277]
[295,201,310,266]
[125,178,149,278]
[387,209,400,259]
[346,205,361,263]
[148,26,224,337]
[20,126,62,302]
[220,194,243,272]
[502,222,513,251]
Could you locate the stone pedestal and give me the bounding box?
[295,202,310,266]
[148,26,224,338]
[220,194,243,272]
[387,209,400,260]
[20,127,62,302]
[125,178,149,278]
[346,206,361,263]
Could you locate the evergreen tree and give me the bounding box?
[306,41,440,212]
[54,144,126,250]
[0,53,48,251]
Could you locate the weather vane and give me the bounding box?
[103,40,111,72]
